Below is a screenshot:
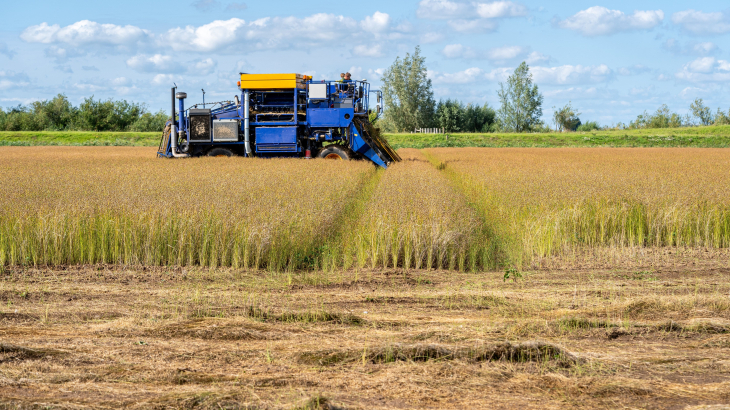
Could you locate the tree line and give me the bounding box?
[378,46,730,133]
[0,94,168,132]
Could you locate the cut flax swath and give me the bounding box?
[299,341,582,367]
[0,343,68,360]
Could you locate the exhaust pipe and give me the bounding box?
[170,87,189,158]
[243,90,251,157]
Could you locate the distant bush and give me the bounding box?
[714,108,730,126]
[576,121,600,132]
[629,104,689,129]
[0,94,167,132]
[553,102,581,132]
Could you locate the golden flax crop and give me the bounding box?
[427,147,730,267]
[0,147,371,269]
[2,146,730,271]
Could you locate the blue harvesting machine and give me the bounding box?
[157,73,401,168]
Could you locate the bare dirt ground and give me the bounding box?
[1,250,730,409]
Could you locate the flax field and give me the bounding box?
[3,146,730,409]
[1,147,730,270]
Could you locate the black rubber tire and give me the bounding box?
[317,145,352,161]
[207,148,235,157]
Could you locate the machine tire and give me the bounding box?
[207,148,235,157]
[317,145,351,161]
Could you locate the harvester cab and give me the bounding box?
[157,73,401,168]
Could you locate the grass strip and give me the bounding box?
[0,131,159,146]
[386,125,730,149]
[3,125,730,148]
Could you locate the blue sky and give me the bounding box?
[2,0,730,125]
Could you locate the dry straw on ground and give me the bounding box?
[1,261,729,408]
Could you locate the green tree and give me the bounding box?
[434,100,496,133]
[714,108,730,125]
[77,97,145,131]
[435,99,463,132]
[1,96,166,132]
[463,103,496,132]
[690,98,714,126]
[497,62,543,132]
[380,46,436,132]
[30,94,77,130]
[552,102,581,132]
[128,110,168,132]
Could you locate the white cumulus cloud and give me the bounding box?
[43,45,86,63]
[676,57,730,82]
[127,54,217,76]
[353,44,384,57]
[487,45,524,60]
[430,67,483,84]
[23,13,404,58]
[417,0,472,19]
[21,20,149,46]
[127,54,184,73]
[687,57,718,73]
[0,71,31,90]
[525,51,550,64]
[441,44,477,59]
[152,74,182,86]
[475,1,527,18]
[417,0,527,32]
[361,11,391,33]
[531,64,613,84]
[161,18,246,52]
[663,39,719,56]
[194,58,217,75]
[484,67,514,81]
[672,10,730,35]
[557,7,664,36]
[441,44,528,61]
[417,0,526,19]
[159,12,400,52]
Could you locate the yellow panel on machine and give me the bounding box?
[238,73,312,90]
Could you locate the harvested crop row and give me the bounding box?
[0,147,373,269]
[427,147,730,267]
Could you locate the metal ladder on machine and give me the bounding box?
[157,121,172,158]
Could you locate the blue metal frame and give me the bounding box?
[158,77,393,168]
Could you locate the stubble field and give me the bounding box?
[1,146,730,409]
